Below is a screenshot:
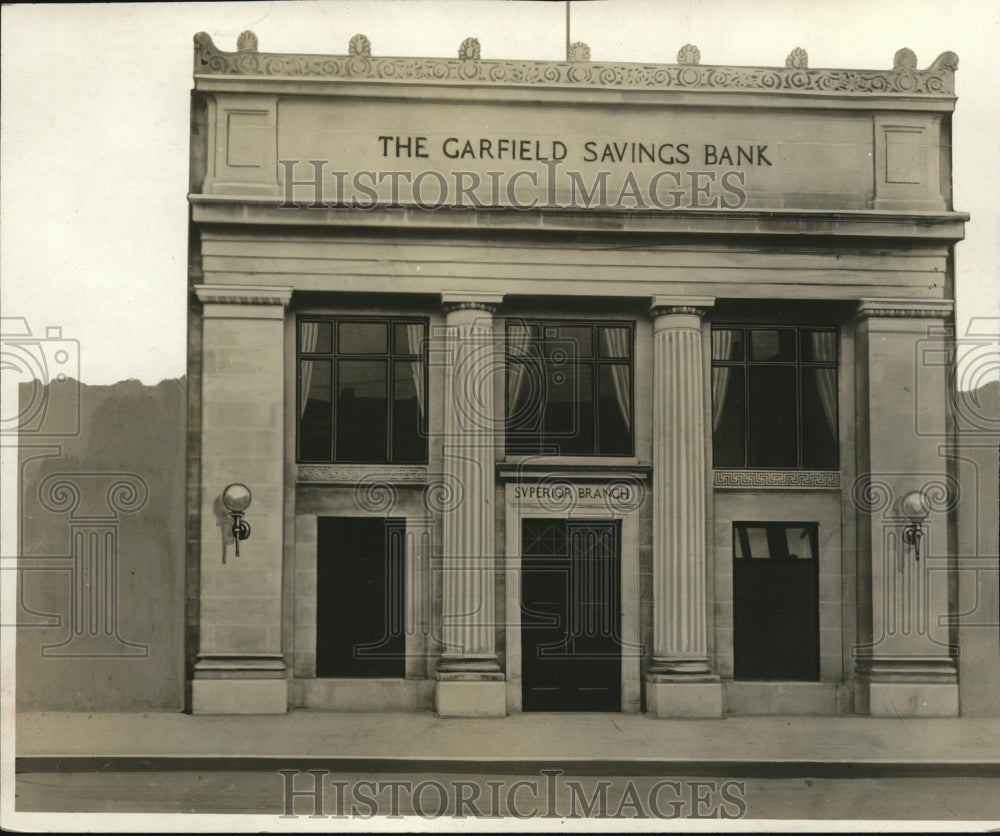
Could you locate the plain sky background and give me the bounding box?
[2,0,997,386]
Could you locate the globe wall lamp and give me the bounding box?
[222,483,252,557]
[899,489,929,561]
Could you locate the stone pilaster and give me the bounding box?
[853,298,958,716]
[191,284,292,714]
[435,291,506,717]
[645,296,723,718]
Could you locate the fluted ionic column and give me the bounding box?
[646,296,721,717]
[435,292,506,716]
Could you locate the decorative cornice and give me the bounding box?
[649,296,715,320]
[855,299,954,320]
[193,33,958,97]
[714,470,841,489]
[194,284,293,306]
[441,291,504,315]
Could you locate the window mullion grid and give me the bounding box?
[796,358,804,469]
[383,349,392,464]
[331,323,340,463]
[742,327,751,469]
[591,327,599,456]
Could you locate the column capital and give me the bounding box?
[441,291,505,315]
[194,284,293,306]
[648,296,715,320]
[854,298,953,321]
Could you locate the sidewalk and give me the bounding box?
[16,711,1000,776]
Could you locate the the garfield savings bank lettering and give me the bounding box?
[377,135,773,167]
[514,484,634,502]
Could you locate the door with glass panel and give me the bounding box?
[521,518,622,711]
[732,522,820,681]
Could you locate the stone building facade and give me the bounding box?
[186,32,981,718]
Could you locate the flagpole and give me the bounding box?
[565,0,571,60]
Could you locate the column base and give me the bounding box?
[645,675,723,718]
[192,654,288,714]
[435,676,506,717]
[855,657,958,717]
[191,678,288,714]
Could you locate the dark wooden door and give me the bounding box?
[316,516,405,678]
[521,518,622,711]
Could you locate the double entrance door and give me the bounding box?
[520,518,622,711]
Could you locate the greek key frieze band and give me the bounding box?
[714,470,841,489]
[297,464,429,484]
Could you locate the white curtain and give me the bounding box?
[810,330,838,439]
[599,328,631,432]
[299,322,320,418]
[711,329,734,431]
[406,324,425,419]
[506,324,532,421]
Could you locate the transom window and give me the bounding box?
[298,317,427,463]
[712,325,838,469]
[506,320,633,457]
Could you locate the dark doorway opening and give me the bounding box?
[316,516,406,678]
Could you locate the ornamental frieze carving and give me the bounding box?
[193,34,958,96]
[714,470,841,489]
